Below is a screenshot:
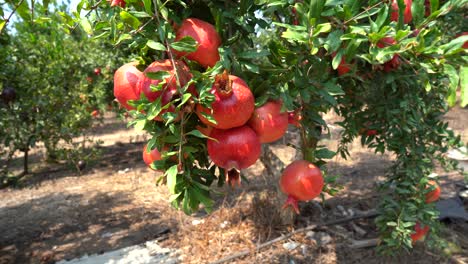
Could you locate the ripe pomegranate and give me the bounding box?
[196,71,255,130]
[94,67,101,75]
[288,110,302,127]
[390,0,412,24]
[207,126,261,186]
[114,62,145,110]
[142,144,163,170]
[455,32,468,49]
[377,37,401,72]
[141,59,193,102]
[411,222,429,243]
[109,0,125,7]
[332,53,352,76]
[280,160,324,214]
[366,129,378,136]
[174,18,221,68]
[425,180,441,203]
[91,110,100,118]
[248,100,288,143]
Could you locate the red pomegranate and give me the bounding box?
[390,0,412,24]
[142,144,163,170]
[109,0,125,7]
[377,37,401,72]
[425,180,441,203]
[288,110,302,127]
[141,59,193,102]
[174,18,221,68]
[332,53,352,76]
[455,32,468,49]
[248,100,288,143]
[280,160,324,214]
[196,71,255,130]
[207,126,261,186]
[411,222,430,243]
[114,62,144,110]
[94,67,101,75]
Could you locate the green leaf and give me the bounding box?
[120,11,141,30]
[146,40,166,51]
[80,17,93,35]
[186,129,210,139]
[116,33,132,45]
[170,36,198,52]
[312,22,332,37]
[142,0,153,15]
[445,64,459,107]
[237,50,270,59]
[315,148,336,159]
[0,20,5,32]
[145,71,171,80]
[165,165,179,194]
[177,93,192,108]
[460,66,467,108]
[309,0,325,24]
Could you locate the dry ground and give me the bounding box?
[0,107,467,264]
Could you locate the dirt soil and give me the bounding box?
[0,107,467,264]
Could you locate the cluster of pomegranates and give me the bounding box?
[114,17,323,213]
[411,180,441,243]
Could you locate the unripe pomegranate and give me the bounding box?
[142,144,162,170]
[411,222,429,243]
[196,71,255,130]
[248,100,288,143]
[208,126,261,186]
[174,18,221,68]
[114,62,144,110]
[390,0,412,24]
[425,180,441,203]
[280,160,324,214]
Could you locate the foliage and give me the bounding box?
[0,0,126,183]
[62,0,468,254]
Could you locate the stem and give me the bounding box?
[23,148,28,175]
[0,0,26,35]
[344,1,385,25]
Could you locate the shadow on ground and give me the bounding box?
[0,191,171,264]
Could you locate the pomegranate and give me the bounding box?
[377,37,401,72]
[142,144,163,170]
[411,222,429,243]
[425,180,441,203]
[91,110,99,118]
[248,100,288,143]
[390,0,412,24]
[141,59,193,102]
[1,87,16,103]
[114,62,144,110]
[174,18,221,68]
[455,32,468,49]
[94,67,101,75]
[332,53,352,76]
[196,71,255,130]
[288,110,302,127]
[280,160,324,214]
[366,129,378,136]
[109,0,125,7]
[207,126,261,186]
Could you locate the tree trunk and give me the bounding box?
[260,145,295,226]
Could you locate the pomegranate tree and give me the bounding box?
[84,0,467,255]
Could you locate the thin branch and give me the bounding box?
[210,209,379,264]
[0,0,26,35]
[344,1,386,25]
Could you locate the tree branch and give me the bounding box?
[0,0,26,35]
